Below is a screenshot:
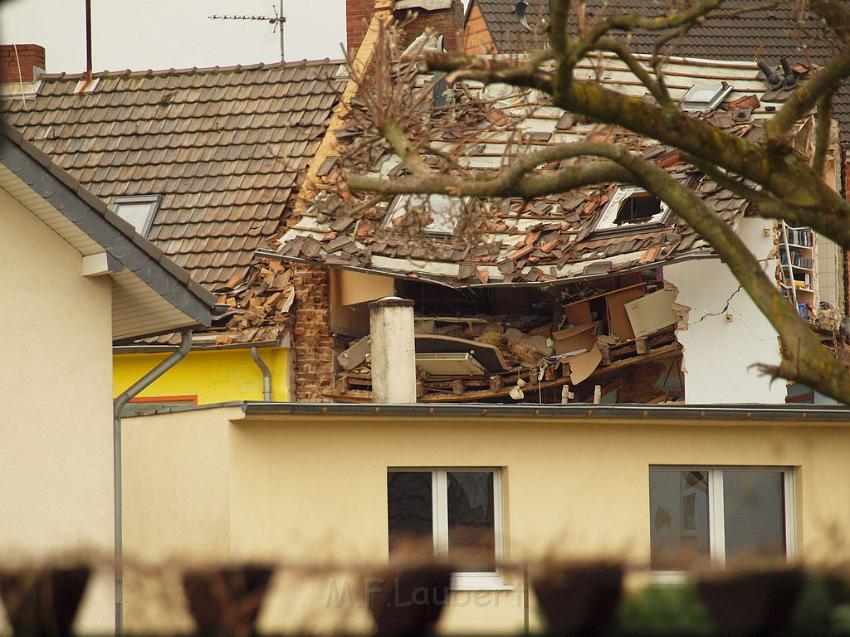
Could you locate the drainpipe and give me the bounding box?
[111,330,193,635]
[250,346,273,401]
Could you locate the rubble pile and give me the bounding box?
[333,280,686,404]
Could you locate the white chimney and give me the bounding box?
[369,297,417,404]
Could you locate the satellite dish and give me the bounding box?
[514,0,532,31]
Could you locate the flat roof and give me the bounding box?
[236,401,850,423]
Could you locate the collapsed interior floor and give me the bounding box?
[330,270,685,405]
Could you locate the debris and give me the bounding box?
[625,289,679,338]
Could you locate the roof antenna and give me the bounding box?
[209,0,287,62]
[515,0,532,31]
[85,0,93,81]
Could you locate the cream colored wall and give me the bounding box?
[223,414,850,634]
[120,407,850,633]
[0,187,115,632]
[121,407,238,634]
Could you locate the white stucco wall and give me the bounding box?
[0,187,114,632]
[665,218,787,404]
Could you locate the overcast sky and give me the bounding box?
[0,0,353,73]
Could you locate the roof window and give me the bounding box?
[385,194,465,236]
[681,82,732,112]
[595,188,669,233]
[112,194,161,236]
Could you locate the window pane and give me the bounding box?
[723,470,786,563]
[649,470,710,569]
[447,471,495,569]
[115,202,155,234]
[387,471,433,558]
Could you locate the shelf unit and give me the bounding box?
[778,221,816,320]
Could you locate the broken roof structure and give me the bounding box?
[466,0,850,142]
[273,53,814,287]
[0,122,215,340]
[2,59,347,344]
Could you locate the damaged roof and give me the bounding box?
[1,59,348,291]
[470,0,850,143]
[274,53,812,287]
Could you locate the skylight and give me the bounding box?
[385,194,465,236]
[595,188,669,233]
[681,82,733,112]
[112,194,161,236]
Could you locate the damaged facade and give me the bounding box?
[272,9,848,405]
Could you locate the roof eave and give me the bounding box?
[0,124,215,339]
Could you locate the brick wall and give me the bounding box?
[0,44,45,84]
[464,1,495,54]
[395,0,465,52]
[292,265,335,402]
[346,0,376,53]
[347,1,465,53]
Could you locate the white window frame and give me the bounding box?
[112,194,162,236]
[651,466,796,584]
[681,82,733,112]
[595,187,669,233]
[388,467,510,591]
[384,194,467,236]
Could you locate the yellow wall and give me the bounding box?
[0,187,114,633]
[113,347,289,404]
[122,407,850,634]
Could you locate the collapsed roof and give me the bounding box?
[274,51,818,287]
[468,0,850,143]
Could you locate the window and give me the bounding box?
[681,82,732,112]
[387,468,506,589]
[595,188,669,233]
[384,194,465,236]
[112,194,161,236]
[649,467,794,573]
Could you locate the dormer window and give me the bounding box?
[112,194,161,236]
[385,194,465,236]
[595,188,669,233]
[681,82,732,112]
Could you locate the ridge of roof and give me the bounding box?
[0,120,217,311]
[38,57,347,82]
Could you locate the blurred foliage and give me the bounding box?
[612,583,714,636]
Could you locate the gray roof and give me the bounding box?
[0,122,215,340]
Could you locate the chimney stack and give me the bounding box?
[369,297,417,404]
[0,44,45,84]
[346,0,465,54]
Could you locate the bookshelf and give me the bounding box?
[779,222,816,320]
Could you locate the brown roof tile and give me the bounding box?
[2,58,347,292]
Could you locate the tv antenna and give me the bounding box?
[209,1,287,61]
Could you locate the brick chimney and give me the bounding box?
[346,0,465,53]
[347,0,377,53]
[0,44,45,84]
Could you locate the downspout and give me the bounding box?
[250,346,273,401]
[111,330,193,635]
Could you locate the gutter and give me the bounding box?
[250,346,273,401]
[240,401,850,423]
[111,331,193,635]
